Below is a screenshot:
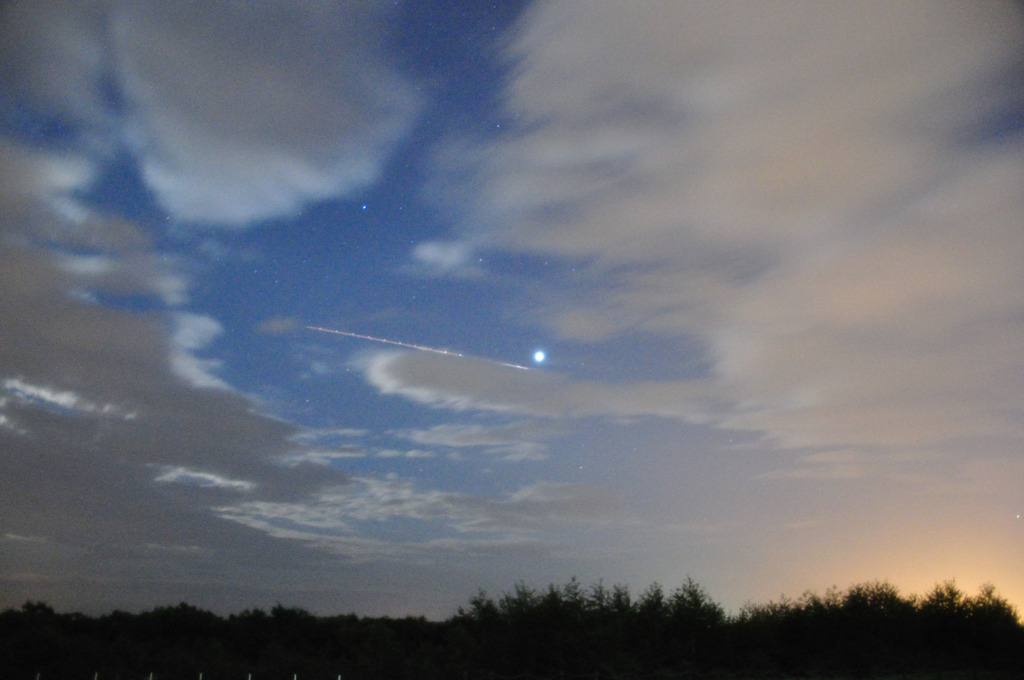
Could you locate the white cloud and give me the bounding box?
[478,481,621,530]
[409,240,481,277]
[402,423,519,448]
[375,448,436,459]
[5,378,83,411]
[1,0,420,226]
[494,443,548,462]
[48,234,192,308]
[360,350,718,422]
[0,143,96,203]
[279,447,367,466]
[119,0,420,225]
[0,412,26,436]
[169,312,229,389]
[214,476,621,559]
[151,271,189,306]
[154,466,255,492]
[54,253,112,276]
[2,377,136,421]
[2,533,49,544]
[0,148,195,309]
[290,427,369,442]
[171,312,222,350]
[434,0,1024,464]
[398,422,549,461]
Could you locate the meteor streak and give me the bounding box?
[306,326,531,370]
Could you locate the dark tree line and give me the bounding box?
[1,579,1020,679]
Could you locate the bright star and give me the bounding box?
[533,350,546,364]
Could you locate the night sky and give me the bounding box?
[2,1,1023,618]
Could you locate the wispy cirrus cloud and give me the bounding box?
[397,422,549,461]
[154,466,255,492]
[279,447,367,467]
[2,377,136,423]
[215,476,621,560]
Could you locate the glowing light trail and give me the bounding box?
[306,326,531,370]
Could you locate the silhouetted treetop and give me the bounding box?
[1,578,1020,679]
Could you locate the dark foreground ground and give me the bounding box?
[3,579,1021,680]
